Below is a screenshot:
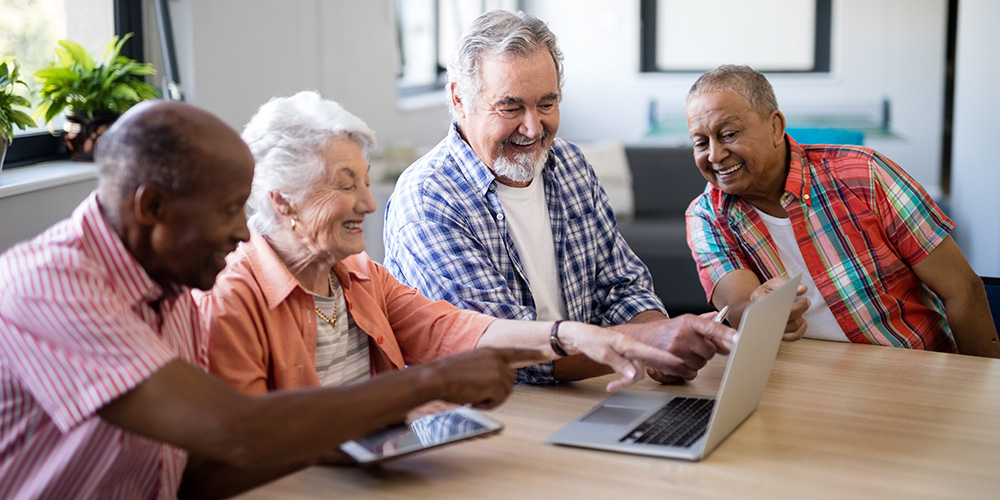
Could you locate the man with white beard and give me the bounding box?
[385,10,729,385]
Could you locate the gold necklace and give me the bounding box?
[315,270,338,327]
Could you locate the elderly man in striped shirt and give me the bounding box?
[0,100,544,498]
[684,64,999,357]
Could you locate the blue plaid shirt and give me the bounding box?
[383,123,665,383]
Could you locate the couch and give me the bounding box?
[617,145,713,316]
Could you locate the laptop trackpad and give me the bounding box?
[581,405,646,425]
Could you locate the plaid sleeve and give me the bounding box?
[868,153,954,266]
[588,174,665,324]
[554,142,664,325]
[685,192,749,303]
[386,209,536,321]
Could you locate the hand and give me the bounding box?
[619,314,738,384]
[418,348,550,409]
[555,322,704,392]
[752,276,810,341]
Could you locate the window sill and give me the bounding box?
[0,160,98,200]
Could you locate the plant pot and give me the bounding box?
[64,110,120,162]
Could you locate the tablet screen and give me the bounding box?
[339,406,504,465]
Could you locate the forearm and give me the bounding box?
[477,319,553,351]
[945,294,1000,358]
[101,361,449,473]
[179,455,309,500]
[627,309,669,324]
[478,320,611,381]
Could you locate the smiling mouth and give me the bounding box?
[343,221,363,230]
[718,163,743,175]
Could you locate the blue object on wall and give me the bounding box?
[786,128,865,146]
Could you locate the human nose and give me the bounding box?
[518,107,544,139]
[234,210,251,242]
[707,139,729,165]
[357,183,377,215]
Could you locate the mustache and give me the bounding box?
[504,130,550,146]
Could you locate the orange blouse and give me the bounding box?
[194,231,495,395]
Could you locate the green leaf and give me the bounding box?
[8,109,35,129]
[58,40,95,72]
[8,95,30,108]
[33,34,159,125]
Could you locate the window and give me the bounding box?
[0,0,144,168]
[395,0,520,97]
[641,0,831,73]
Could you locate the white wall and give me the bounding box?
[951,0,1000,276]
[528,0,947,197]
[169,0,948,194]
[170,0,452,150]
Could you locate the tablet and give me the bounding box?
[339,406,504,465]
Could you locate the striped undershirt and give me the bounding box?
[313,281,370,387]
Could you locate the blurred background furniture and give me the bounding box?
[581,143,711,315]
[983,276,1000,331]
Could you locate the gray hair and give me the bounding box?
[686,64,779,117]
[241,91,376,235]
[446,9,564,120]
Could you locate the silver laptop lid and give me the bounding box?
[701,274,801,456]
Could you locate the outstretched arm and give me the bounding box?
[97,348,546,498]
[478,318,737,391]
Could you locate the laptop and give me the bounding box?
[547,274,801,461]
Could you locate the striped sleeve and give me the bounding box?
[0,251,175,433]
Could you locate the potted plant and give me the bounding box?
[34,33,158,161]
[0,56,36,173]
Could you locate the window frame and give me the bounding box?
[394,0,523,99]
[3,0,146,169]
[640,0,832,74]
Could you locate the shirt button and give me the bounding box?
[497,213,505,221]
[804,194,810,200]
[377,337,385,345]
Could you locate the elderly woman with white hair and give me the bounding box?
[196,91,706,397]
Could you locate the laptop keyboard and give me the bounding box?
[622,397,715,448]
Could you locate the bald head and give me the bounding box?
[97,100,252,206]
[94,100,255,290]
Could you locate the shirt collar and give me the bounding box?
[84,193,171,305]
[242,230,371,309]
[446,122,499,197]
[784,134,814,207]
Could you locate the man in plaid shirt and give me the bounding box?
[684,64,998,357]
[385,10,733,385]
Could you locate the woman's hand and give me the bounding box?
[556,322,701,392]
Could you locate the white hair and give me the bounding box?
[241,91,376,235]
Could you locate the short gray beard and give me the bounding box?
[492,149,547,184]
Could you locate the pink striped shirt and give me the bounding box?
[0,193,207,499]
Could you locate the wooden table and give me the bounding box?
[235,340,1000,499]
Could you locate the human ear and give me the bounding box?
[134,184,169,226]
[448,82,466,118]
[769,110,786,147]
[269,191,294,218]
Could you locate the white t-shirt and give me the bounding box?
[754,208,849,342]
[496,178,569,321]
